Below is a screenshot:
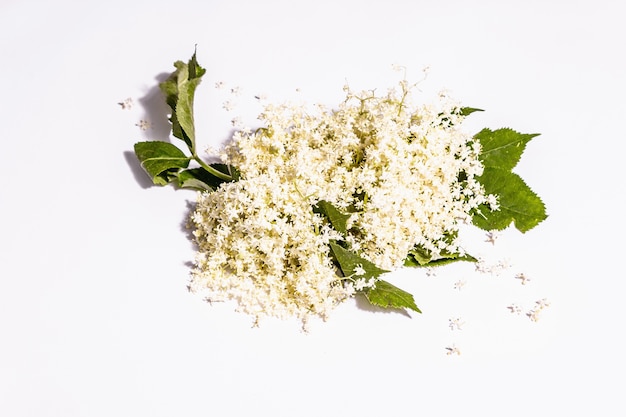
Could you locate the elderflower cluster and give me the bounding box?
[189,80,494,323]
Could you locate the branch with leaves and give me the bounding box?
[132,52,547,320]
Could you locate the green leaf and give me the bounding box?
[472,127,547,233]
[403,255,421,268]
[365,280,421,313]
[329,241,388,278]
[134,141,190,185]
[159,51,206,153]
[426,253,477,267]
[313,200,351,235]
[473,167,547,232]
[177,165,234,191]
[459,107,484,116]
[404,245,477,267]
[405,245,432,266]
[475,128,540,171]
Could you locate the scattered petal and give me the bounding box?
[135,120,150,130]
[515,272,531,285]
[507,304,522,315]
[453,279,466,291]
[445,344,461,356]
[118,98,133,109]
[448,317,465,330]
[485,230,500,245]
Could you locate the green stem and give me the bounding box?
[193,154,233,181]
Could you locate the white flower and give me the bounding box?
[515,272,531,285]
[135,120,150,130]
[445,344,461,356]
[190,77,493,325]
[448,317,465,330]
[354,264,366,276]
[118,97,133,109]
[485,230,500,245]
[507,304,522,315]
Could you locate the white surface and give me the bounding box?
[1,0,624,416]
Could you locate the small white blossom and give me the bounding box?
[231,117,243,128]
[486,194,500,211]
[453,280,466,291]
[445,344,461,356]
[189,76,495,326]
[135,120,150,130]
[515,272,531,285]
[526,298,550,322]
[485,230,500,245]
[353,264,366,276]
[222,101,235,111]
[448,317,465,330]
[507,304,522,315]
[475,258,511,276]
[354,279,368,291]
[526,308,545,322]
[343,281,356,297]
[118,98,133,109]
[215,81,225,89]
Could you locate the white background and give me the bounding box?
[1,0,624,415]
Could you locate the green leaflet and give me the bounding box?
[459,107,484,117]
[475,128,539,171]
[474,167,547,232]
[177,165,235,191]
[365,280,421,313]
[329,241,388,278]
[404,245,477,268]
[473,128,547,233]
[134,141,190,185]
[134,51,236,189]
[159,51,206,153]
[329,241,421,314]
[313,200,351,235]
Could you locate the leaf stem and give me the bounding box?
[192,154,233,181]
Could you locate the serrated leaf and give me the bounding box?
[473,167,547,232]
[424,253,477,267]
[365,280,421,313]
[134,141,190,185]
[459,107,484,116]
[405,245,432,266]
[475,128,539,171]
[329,241,388,278]
[177,165,234,191]
[403,255,421,268]
[404,245,477,267]
[313,200,351,235]
[159,51,206,153]
[175,74,202,150]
